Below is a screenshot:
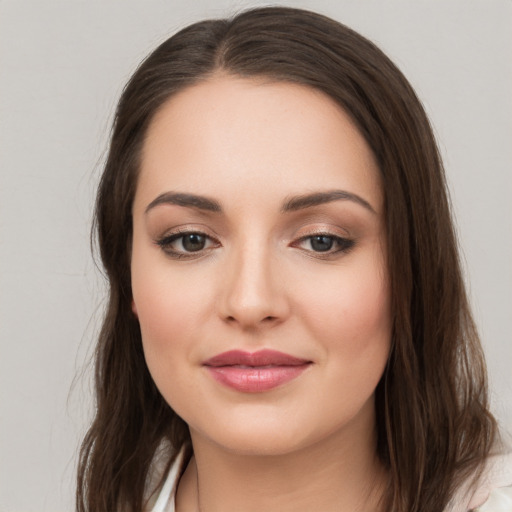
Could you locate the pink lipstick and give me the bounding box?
[203,349,311,392]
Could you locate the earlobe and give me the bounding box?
[131,300,138,318]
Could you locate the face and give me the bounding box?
[131,76,391,456]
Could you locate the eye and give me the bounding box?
[309,235,335,252]
[294,234,354,256]
[155,231,219,258]
[180,233,208,252]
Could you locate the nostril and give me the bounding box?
[224,314,278,326]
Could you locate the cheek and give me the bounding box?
[130,247,210,365]
[303,263,389,341]
[340,270,390,347]
[131,267,211,411]
[296,249,391,379]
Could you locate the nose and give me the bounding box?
[217,242,290,330]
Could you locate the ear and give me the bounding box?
[131,300,138,318]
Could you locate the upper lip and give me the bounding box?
[203,349,311,367]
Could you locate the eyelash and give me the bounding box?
[155,230,355,260]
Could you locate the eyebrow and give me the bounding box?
[145,189,376,215]
[281,190,376,214]
[145,192,222,213]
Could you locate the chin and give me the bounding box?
[189,412,344,459]
[186,408,307,456]
[205,430,310,457]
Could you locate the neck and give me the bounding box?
[176,402,388,512]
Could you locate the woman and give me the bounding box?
[77,7,511,512]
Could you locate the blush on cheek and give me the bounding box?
[316,277,390,359]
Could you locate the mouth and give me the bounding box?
[203,349,312,392]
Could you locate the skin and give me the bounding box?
[131,75,391,512]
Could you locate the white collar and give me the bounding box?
[149,448,186,512]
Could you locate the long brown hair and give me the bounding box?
[77,7,497,511]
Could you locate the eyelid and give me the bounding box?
[293,232,354,247]
[292,224,351,240]
[154,223,221,242]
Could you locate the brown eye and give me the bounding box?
[181,233,207,252]
[156,231,219,258]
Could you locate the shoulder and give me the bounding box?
[467,451,512,512]
[475,485,512,511]
[440,449,512,512]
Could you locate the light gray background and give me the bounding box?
[1,1,510,510]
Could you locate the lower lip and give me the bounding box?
[205,364,310,392]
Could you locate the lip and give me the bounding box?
[203,349,312,393]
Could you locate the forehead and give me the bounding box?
[136,75,382,214]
